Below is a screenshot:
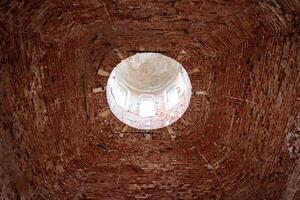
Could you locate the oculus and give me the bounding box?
[106,53,192,130]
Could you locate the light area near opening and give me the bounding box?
[166,86,179,110]
[106,53,192,130]
[113,88,126,109]
[139,98,155,117]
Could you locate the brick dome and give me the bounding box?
[0,1,299,199]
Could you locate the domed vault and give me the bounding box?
[0,1,299,199]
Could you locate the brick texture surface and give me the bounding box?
[0,0,299,199]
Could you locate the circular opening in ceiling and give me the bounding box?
[106,53,192,130]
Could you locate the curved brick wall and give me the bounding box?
[0,1,299,199]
